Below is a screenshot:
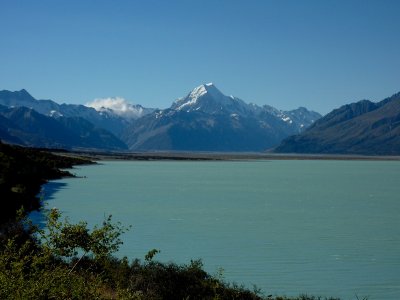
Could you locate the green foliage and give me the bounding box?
[145,248,160,262]
[37,208,127,262]
[270,297,341,300]
[0,209,265,300]
[0,217,104,299]
[0,206,355,300]
[0,208,130,299]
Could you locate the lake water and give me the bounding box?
[32,160,400,299]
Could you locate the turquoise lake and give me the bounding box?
[32,160,400,299]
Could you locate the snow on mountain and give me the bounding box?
[171,83,252,115]
[170,83,319,132]
[49,110,63,118]
[283,107,321,132]
[86,97,154,119]
[0,89,61,116]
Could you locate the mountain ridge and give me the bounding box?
[274,91,400,155]
[0,104,127,150]
[122,84,321,151]
[1,86,321,152]
[0,89,154,137]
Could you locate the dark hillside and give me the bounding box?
[275,92,400,155]
[0,141,92,224]
[0,104,128,150]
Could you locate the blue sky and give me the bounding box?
[1,0,399,114]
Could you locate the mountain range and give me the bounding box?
[0,104,127,150]
[274,91,400,155]
[1,85,399,155]
[0,89,152,137]
[0,84,320,152]
[123,83,320,151]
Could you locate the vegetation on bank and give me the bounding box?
[0,209,340,300]
[0,141,349,299]
[0,141,93,224]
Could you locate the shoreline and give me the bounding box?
[53,149,400,162]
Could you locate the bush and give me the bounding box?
[0,209,266,299]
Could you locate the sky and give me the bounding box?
[1,0,399,115]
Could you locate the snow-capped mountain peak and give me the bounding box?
[175,83,224,109]
[172,83,249,114]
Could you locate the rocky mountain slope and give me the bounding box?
[274,92,400,155]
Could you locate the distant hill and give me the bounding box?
[0,105,127,150]
[122,83,321,151]
[274,92,400,155]
[0,89,153,137]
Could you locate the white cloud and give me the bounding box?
[86,97,144,119]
